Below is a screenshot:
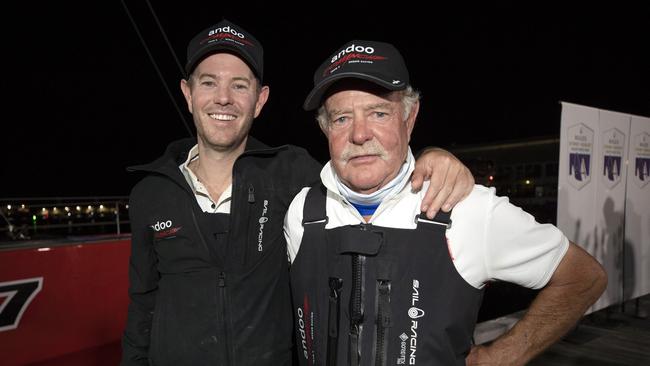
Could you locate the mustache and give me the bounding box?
[340,140,387,161]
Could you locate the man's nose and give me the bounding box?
[212,85,232,105]
[351,117,373,145]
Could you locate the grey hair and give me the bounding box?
[315,85,421,131]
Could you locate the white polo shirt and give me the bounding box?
[283,152,569,290]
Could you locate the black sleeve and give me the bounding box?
[296,146,323,187]
[121,183,159,365]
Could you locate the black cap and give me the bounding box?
[185,19,263,81]
[303,40,409,111]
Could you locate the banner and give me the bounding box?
[624,115,650,300]
[557,102,600,312]
[556,102,649,312]
[594,110,630,310]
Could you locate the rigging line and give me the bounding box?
[120,0,194,137]
[144,0,186,78]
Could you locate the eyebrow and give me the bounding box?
[196,73,252,84]
[231,76,252,84]
[364,102,394,111]
[328,108,348,117]
[328,102,395,117]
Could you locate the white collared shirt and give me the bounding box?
[284,151,569,290]
[179,144,232,213]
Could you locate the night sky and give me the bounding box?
[3,2,649,198]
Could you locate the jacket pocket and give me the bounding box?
[244,188,286,265]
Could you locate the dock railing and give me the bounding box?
[0,196,130,243]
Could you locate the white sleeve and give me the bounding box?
[484,193,569,289]
[284,187,309,264]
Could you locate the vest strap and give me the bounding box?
[302,183,329,226]
[414,210,452,229]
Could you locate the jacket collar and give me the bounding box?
[127,136,283,173]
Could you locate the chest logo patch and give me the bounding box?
[151,219,182,239]
[258,200,269,251]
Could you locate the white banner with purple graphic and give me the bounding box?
[624,115,650,300]
[557,102,600,312]
[593,110,629,310]
[555,102,650,312]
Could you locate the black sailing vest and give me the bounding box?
[290,184,484,366]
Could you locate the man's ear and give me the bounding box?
[254,85,270,118]
[405,100,420,140]
[180,78,193,114]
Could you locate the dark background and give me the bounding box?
[3,2,649,197]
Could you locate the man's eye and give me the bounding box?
[375,111,387,118]
[200,80,215,87]
[233,83,248,90]
[332,116,348,125]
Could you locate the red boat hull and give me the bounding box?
[0,236,130,365]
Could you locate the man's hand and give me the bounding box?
[412,147,474,219]
[466,344,500,365]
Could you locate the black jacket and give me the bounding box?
[121,137,321,366]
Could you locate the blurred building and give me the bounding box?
[450,136,560,225]
[450,136,561,320]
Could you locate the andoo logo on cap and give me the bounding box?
[331,43,375,63]
[324,43,386,76]
[203,26,255,48]
[208,25,245,39]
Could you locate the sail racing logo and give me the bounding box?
[397,279,424,365]
[257,200,269,251]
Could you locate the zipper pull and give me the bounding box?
[218,272,226,287]
[349,323,360,366]
[248,184,255,203]
[329,277,343,298]
[378,280,391,327]
[328,277,343,337]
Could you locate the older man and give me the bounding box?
[284,40,607,365]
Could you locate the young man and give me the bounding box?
[121,21,474,366]
[285,40,607,365]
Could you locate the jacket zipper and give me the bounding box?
[327,277,343,366]
[375,280,391,366]
[247,184,255,203]
[218,271,233,365]
[242,183,255,265]
[349,253,364,366]
[188,194,232,363]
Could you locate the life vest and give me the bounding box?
[291,184,484,366]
